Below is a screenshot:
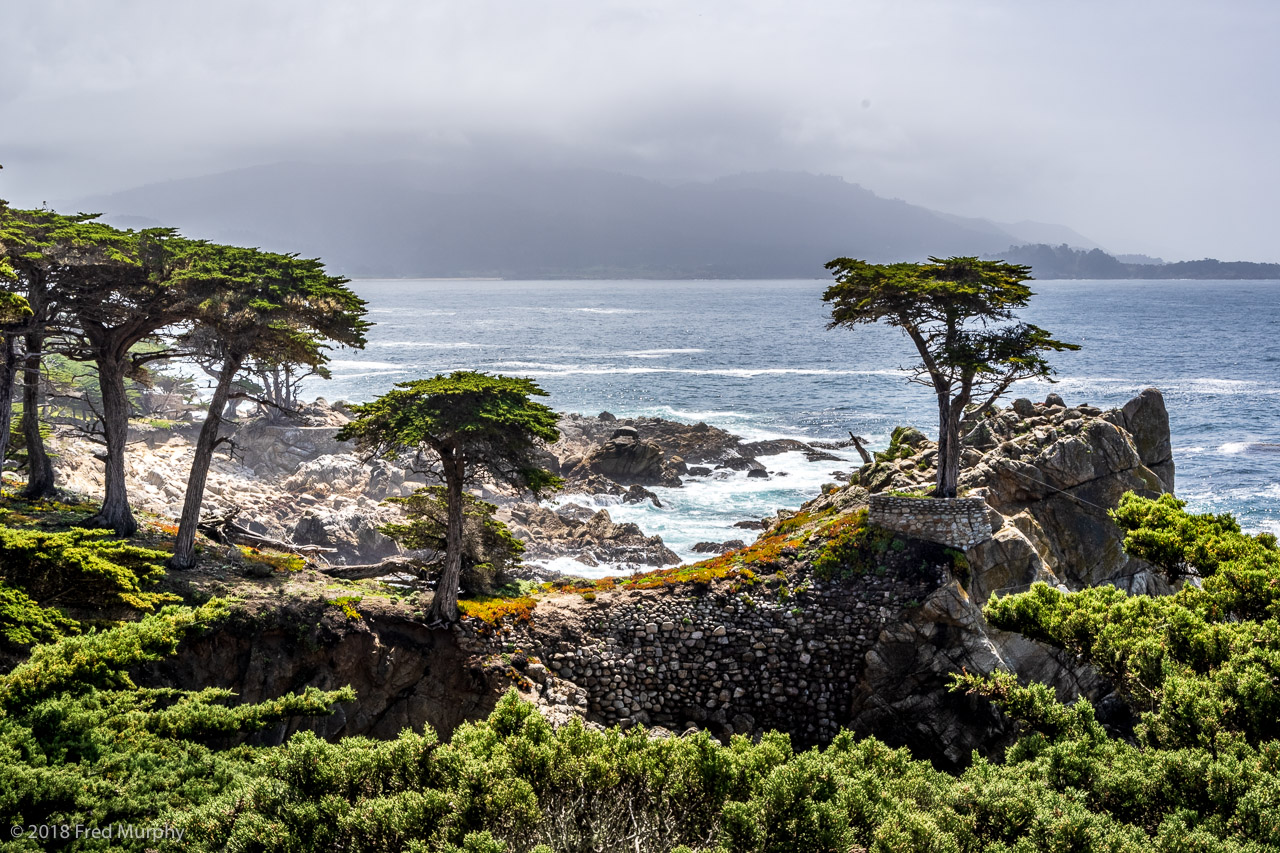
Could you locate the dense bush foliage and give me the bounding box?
[986,493,1280,750]
[0,580,76,647]
[1,494,1277,851]
[0,603,353,851]
[168,685,1280,853]
[0,525,180,650]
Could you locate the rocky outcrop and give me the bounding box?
[845,389,1174,594]
[1118,387,1175,492]
[502,505,681,570]
[289,499,403,565]
[575,433,680,487]
[835,389,1175,759]
[550,413,841,493]
[962,396,1171,592]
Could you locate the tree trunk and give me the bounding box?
[0,334,15,475]
[936,393,961,498]
[20,334,55,498]
[427,450,465,623]
[171,352,244,569]
[90,354,137,536]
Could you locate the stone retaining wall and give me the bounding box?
[456,564,944,746]
[869,494,993,550]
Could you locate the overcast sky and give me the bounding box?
[2,0,1277,261]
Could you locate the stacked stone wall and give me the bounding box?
[456,565,943,745]
[869,495,993,550]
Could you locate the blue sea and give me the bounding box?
[311,279,1280,573]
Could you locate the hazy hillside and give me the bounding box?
[991,243,1280,280]
[70,163,1064,279]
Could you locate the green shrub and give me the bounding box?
[0,525,176,613]
[1,491,1278,852]
[811,510,896,580]
[0,580,78,647]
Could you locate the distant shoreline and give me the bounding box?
[342,274,1280,283]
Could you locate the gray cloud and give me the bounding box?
[2,0,1277,260]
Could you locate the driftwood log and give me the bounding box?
[197,510,338,557]
[319,556,424,580]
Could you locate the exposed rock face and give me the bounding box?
[1119,387,1175,492]
[49,409,428,566]
[289,500,403,565]
[140,600,503,743]
[549,412,841,495]
[962,400,1171,591]
[848,388,1174,593]
[553,413,743,468]
[577,435,678,487]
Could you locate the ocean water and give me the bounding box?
[312,279,1280,573]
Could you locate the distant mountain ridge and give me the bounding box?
[988,243,1280,280]
[67,163,1096,279]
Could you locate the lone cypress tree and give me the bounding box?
[337,372,561,622]
[824,256,1078,498]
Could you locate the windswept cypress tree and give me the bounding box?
[168,245,368,569]
[0,205,137,498]
[824,256,1078,497]
[338,372,561,622]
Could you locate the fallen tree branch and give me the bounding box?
[197,508,337,557]
[319,556,423,580]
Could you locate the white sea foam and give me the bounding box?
[371,341,483,349]
[576,307,642,314]
[536,449,854,578]
[510,366,860,378]
[328,359,403,370]
[369,309,456,316]
[485,361,585,371]
[326,370,409,381]
[1184,378,1259,395]
[616,348,707,358]
[634,405,756,422]
[1219,442,1251,454]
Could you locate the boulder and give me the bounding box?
[1011,398,1036,418]
[290,503,402,565]
[1119,387,1175,491]
[580,438,677,486]
[691,539,746,554]
[622,484,663,507]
